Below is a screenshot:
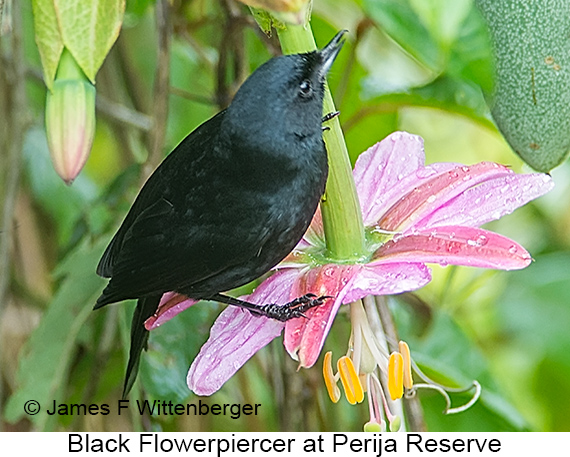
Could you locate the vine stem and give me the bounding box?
[276,24,366,261]
[275,20,428,432]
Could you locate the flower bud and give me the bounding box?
[45,49,95,185]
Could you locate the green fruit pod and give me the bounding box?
[476,0,570,172]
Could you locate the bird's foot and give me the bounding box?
[259,293,333,321]
[322,111,340,123]
[211,293,332,322]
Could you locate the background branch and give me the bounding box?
[143,0,172,180]
[0,0,28,432]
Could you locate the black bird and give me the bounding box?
[95,31,346,397]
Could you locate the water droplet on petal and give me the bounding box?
[476,234,488,246]
[508,245,518,254]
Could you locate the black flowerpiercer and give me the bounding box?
[95,31,346,397]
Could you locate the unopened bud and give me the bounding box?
[45,49,95,185]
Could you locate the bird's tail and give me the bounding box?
[122,295,161,399]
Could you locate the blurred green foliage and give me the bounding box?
[1,0,569,432]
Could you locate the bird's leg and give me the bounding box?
[321,110,340,132]
[211,293,332,322]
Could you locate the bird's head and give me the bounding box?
[223,31,347,155]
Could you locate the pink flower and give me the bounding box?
[146,132,553,396]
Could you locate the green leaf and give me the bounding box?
[363,0,493,91]
[408,0,472,51]
[447,5,494,94]
[346,76,495,143]
[498,252,570,430]
[393,301,527,431]
[249,7,275,36]
[364,0,443,71]
[3,239,106,430]
[56,0,126,82]
[32,0,64,89]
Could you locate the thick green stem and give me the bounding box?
[277,24,367,261]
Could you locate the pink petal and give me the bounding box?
[378,162,517,232]
[343,262,431,304]
[187,269,298,396]
[284,264,359,367]
[145,292,198,330]
[187,307,284,396]
[372,226,531,270]
[354,132,457,226]
[283,262,431,368]
[417,172,554,229]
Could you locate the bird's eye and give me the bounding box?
[298,79,313,98]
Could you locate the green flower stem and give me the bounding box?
[277,24,367,261]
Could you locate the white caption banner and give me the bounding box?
[0,432,566,455]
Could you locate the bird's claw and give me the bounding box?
[322,111,340,123]
[260,294,333,322]
[321,111,340,132]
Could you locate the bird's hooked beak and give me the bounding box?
[318,30,347,79]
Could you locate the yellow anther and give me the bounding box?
[323,351,341,403]
[398,340,413,389]
[388,352,404,400]
[337,356,364,405]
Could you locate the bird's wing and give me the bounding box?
[96,194,268,307]
[97,110,227,279]
[96,180,166,278]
